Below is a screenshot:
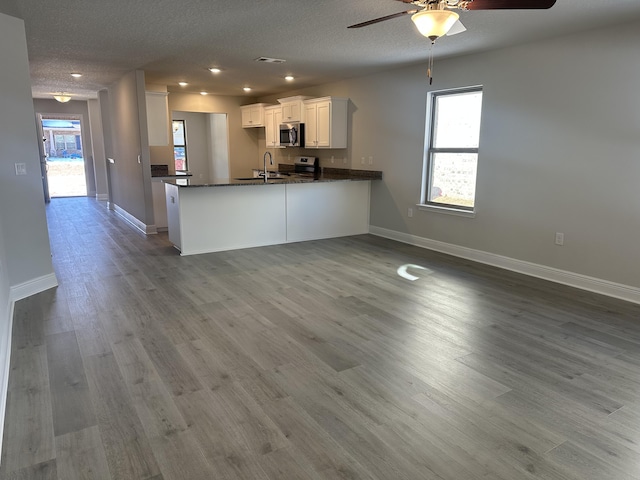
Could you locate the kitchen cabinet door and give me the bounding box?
[264,106,283,148]
[303,97,348,149]
[304,102,318,148]
[282,102,300,122]
[241,103,269,128]
[316,101,331,148]
[278,96,310,122]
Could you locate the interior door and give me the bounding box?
[36,114,50,203]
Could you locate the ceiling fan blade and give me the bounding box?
[348,9,418,29]
[446,20,466,36]
[463,0,556,9]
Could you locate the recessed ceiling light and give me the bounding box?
[200,91,208,96]
[71,73,82,78]
[243,87,252,92]
[285,75,295,81]
[178,82,188,87]
[209,68,221,74]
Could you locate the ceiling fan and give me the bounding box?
[348,0,556,83]
[349,0,557,40]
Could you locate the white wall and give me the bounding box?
[0,187,11,464]
[0,11,58,458]
[0,14,56,289]
[259,19,640,294]
[207,113,229,179]
[107,70,154,229]
[88,98,108,199]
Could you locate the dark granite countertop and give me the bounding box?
[163,170,381,188]
[151,174,193,178]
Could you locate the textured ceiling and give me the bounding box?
[5,0,640,100]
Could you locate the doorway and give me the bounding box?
[171,111,229,179]
[38,114,87,198]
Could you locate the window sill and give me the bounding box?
[417,203,476,218]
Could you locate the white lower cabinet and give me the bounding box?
[286,181,370,242]
[166,180,370,255]
[165,183,181,249]
[152,179,169,230]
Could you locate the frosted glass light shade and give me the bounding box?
[411,10,460,40]
[53,94,71,103]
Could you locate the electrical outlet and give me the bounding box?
[15,163,27,175]
[361,157,365,165]
[331,155,334,164]
[555,232,564,246]
[408,208,413,218]
[343,157,347,164]
[368,156,373,165]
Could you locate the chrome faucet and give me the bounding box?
[263,151,273,183]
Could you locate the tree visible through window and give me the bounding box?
[172,120,188,172]
[422,86,483,211]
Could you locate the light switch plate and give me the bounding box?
[15,163,27,175]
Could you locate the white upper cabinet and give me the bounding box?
[264,105,283,148]
[303,97,348,149]
[145,91,170,146]
[241,103,271,128]
[278,96,311,123]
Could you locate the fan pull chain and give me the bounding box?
[427,40,435,85]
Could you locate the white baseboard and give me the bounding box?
[96,193,108,201]
[1,273,58,462]
[369,226,640,305]
[9,273,58,303]
[112,204,157,235]
[0,298,15,463]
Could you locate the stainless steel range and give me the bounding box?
[294,156,319,178]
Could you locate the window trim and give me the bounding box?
[420,85,483,214]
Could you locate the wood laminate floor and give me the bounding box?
[2,197,640,479]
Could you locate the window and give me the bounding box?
[421,86,483,212]
[54,134,77,151]
[172,120,188,171]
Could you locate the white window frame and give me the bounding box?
[419,85,483,217]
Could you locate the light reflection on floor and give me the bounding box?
[397,264,434,281]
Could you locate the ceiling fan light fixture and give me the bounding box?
[53,93,71,103]
[411,9,459,41]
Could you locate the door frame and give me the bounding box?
[37,112,89,199]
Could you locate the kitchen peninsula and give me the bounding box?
[164,170,381,255]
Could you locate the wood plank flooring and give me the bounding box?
[2,196,640,479]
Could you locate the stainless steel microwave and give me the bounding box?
[279,122,304,147]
